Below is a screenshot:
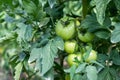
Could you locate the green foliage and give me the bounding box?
[28,37,64,76]
[0,0,120,80]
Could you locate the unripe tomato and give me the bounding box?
[64,40,78,54]
[78,32,94,43]
[84,50,97,63]
[55,16,75,40]
[0,47,4,54]
[75,19,80,27]
[65,74,70,80]
[67,53,82,66]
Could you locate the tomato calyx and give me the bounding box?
[78,30,87,36]
[60,20,70,27]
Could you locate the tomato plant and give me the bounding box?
[0,0,120,80]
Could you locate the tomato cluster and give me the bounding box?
[55,16,97,67]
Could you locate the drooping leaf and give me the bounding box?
[111,30,120,43]
[93,0,111,25]
[73,74,82,80]
[110,49,120,65]
[83,47,92,60]
[81,14,101,32]
[14,62,23,80]
[91,61,104,68]
[109,68,117,80]
[28,48,41,63]
[75,63,87,73]
[95,30,110,39]
[22,0,37,14]
[48,0,56,8]
[86,65,98,80]
[18,52,26,62]
[28,37,64,76]
[40,41,58,75]
[4,15,15,23]
[114,0,120,10]
[39,0,47,7]
[70,65,77,80]
[53,37,64,51]
[98,67,109,80]
[0,32,15,43]
[104,72,113,80]
[44,68,54,80]
[16,23,33,42]
[81,14,111,32]
[111,23,120,43]
[39,17,50,28]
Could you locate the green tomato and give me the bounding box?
[0,47,4,54]
[64,40,78,54]
[84,50,97,63]
[78,32,94,42]
[65,74,70,80]
[55,17,75,40]
[67,53,82,66]
[75,19,80,27]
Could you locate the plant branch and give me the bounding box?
[82,0,89,19]
[107,44,116,55]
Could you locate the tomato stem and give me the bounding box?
[82,0,89,19]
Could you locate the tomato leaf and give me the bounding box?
[86,65,98,80]
[48,0,56,8]
[70,65,77,80]
[110,49,120,65]
[28,48,41,63]
[81,14,101,32]
[54,37,64,51]
[109,68,118,79]
[73,74,82,80]
[28,37,64,76]
[95,30,110,39]
[18,52,26,62]
[39,0,47,7]
[14,62,23,80]
[93,0,111,25]
[22,0,37,14]
[98,67,109,80]
[83,46,92,60]
[16,23,33,42]
[75,63,87,73]
[111,23,120,43]
[91,61,104,68]
[39,17,50,27]
[43,68,54,80]
[114,0,120,10]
